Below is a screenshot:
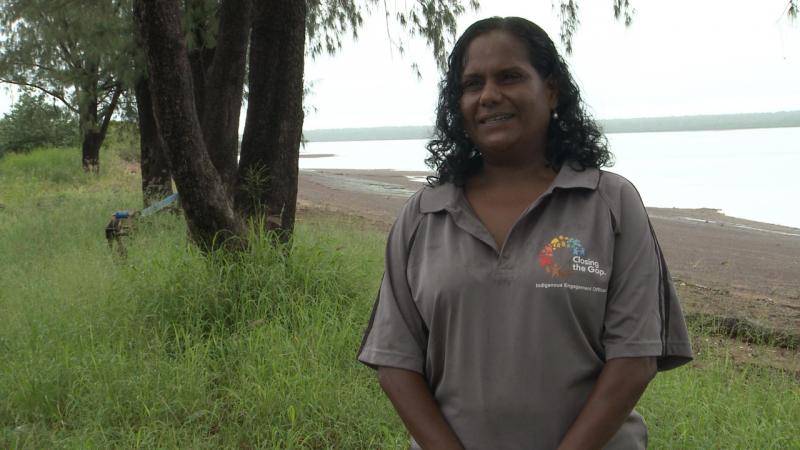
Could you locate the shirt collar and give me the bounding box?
[419,163,600,214]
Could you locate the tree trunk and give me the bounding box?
[80,91,101,172]
[80,83,121,173]
[201,0,252,197]
[188,47,215,121]
[135,76,173,207]
[81,130,103,172]
[134,0,245,250]
[236,0,306,241]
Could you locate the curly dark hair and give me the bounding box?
[425,16,612,186]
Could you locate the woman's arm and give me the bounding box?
[378,367,464,450]
[557,356,657,450]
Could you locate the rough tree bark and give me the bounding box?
[200,0,252,197]
[79,91,101,171]
[188,47,215,121]
[79,84,121,172]
[135,76,172,207]
[236,0,306,240]
[134,0,245,249]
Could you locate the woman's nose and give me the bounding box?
[479,80,502,106]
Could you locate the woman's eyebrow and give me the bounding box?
[464,63,528,76]
[497,64,527,73]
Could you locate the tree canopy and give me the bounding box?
[0,0,137,170]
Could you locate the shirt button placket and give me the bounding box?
[495,251,513,283]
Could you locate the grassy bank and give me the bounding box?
[1,147,798,449]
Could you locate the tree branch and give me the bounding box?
[98,85,122,139]
[0,78,78,113]
[98,74,118,93]
[5,60,61,74]
[56,41,80,72]
[97,88,113,105]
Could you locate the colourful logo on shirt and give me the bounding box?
[539,235,607,278]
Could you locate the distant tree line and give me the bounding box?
[303,111,800,142]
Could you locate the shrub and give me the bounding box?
[0,92,79,156]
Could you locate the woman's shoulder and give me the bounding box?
[392,185,434,230]
[391,182,458,236]
[593,170,652,234]
[596,169,639,194]
[409,181,459,215]
[594,169,647,205]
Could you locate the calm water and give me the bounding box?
[300,128,800,228]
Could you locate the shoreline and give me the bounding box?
[298,168,800,337]
[299,168,800,231]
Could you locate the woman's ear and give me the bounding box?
[546,79,559,110]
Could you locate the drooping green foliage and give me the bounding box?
[0,91,78,156]
[0,0,140,167]
[554,0,633,54]
[0,0,138,106]
[306,0,480,73]
[554,0,579,54]
[613,0,635,25]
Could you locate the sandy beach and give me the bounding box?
[298,168,800,340]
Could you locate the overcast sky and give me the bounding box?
[302,0,800,129]
[1,0,798,129]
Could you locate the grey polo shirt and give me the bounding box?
[358,164,693,450]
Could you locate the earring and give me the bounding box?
[551,110,559,120]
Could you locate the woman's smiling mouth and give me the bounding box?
[479,113,515,125]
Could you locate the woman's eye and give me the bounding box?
[462,79,481,91]
[501,72,522,82]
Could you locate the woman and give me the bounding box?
[358,17,692,450]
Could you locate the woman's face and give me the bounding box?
[459,30,557,163]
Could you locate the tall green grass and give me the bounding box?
[1,147,798,449]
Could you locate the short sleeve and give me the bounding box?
[603,180,693,371]
[357,191,428,373]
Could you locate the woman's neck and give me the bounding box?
[470,158,557,190]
